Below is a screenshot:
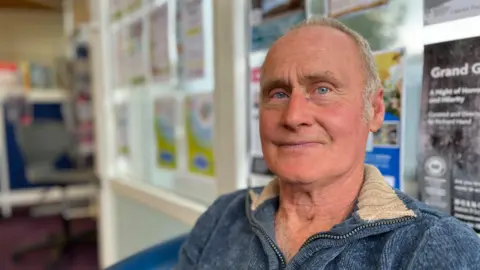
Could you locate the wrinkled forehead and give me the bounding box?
[261,26,364,85]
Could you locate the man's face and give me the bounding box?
[259,25,384,185]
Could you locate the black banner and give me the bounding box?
[419,36,480,232]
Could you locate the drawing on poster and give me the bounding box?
[154,97,177,169]
[186,93,215,176]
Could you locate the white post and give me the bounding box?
[211,0,250,194]
[90,0,118,267]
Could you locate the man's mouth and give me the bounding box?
[276,141,321,148]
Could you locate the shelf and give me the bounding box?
[0,88,71,103]
[26,89,71,103]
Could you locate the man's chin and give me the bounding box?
[274,169,325,185]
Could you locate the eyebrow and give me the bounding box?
[300,72,344,88]
[260,79,291,95]
[260,71,344,95]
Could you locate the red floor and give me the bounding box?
[0,209,99,270]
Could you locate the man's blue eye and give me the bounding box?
[272,92,288,99]
[315,87,329,94]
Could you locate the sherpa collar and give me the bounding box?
[249,164,416,221]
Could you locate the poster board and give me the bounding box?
[365,48,404,189]
[418,36,480,233]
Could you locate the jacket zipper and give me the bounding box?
[254,216,414,269]
[254,216,415,269]
[301,216,415,248]
[252,224,287,268]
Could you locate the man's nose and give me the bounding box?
[281,91,313,130]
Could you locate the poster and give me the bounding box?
[424,0,480,26]
[250,65,262,158]
[150,3,171,82]
[325,0,388,18]
[180,0,205,80]
[186,93,215,176]
[365,48,404,189]
[419,36,480,232]
[110,0,124,21]
[154,97,177,169]
[250,0,306,51]
[116,103,130,156]
[114,29,127,87]
[176,1,185,80]
[248,51,274,175]
[127,19,145,85]
[124,0,142,14]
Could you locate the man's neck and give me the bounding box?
[274,164,365,260]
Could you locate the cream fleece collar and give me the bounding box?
[249,164,416,221]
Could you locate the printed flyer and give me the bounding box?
[150,3,171,82]
[424,0,480,25]
[116,103,130,157]
[114,29,127,87]
[154,97,177,169]
[176,0,185,80]
[180,0,205,80]
[250,0,306,51]
[365,48,404,189]
[110,0,124,21]
[418,36,480,233]
[186,93,215,176]
[326,0,388,18]
[127,19,145,85]
[124,0,142,14]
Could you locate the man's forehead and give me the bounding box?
[269,25,355,53]
[261,25,362,81]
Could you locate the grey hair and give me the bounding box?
[292,16,381,121]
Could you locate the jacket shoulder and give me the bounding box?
[406,215,480,268]
[175,189,249,268]
[392,190,480,268]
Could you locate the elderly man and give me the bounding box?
[176,17,480,269]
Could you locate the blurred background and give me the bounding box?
[0,0,479,269]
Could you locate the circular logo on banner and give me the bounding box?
[424,156,447,177]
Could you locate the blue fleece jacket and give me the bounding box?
[175,165,480,269]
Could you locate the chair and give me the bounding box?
[11,120,99,270]
[106,234,188,270]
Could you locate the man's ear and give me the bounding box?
[368,88,385,132]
